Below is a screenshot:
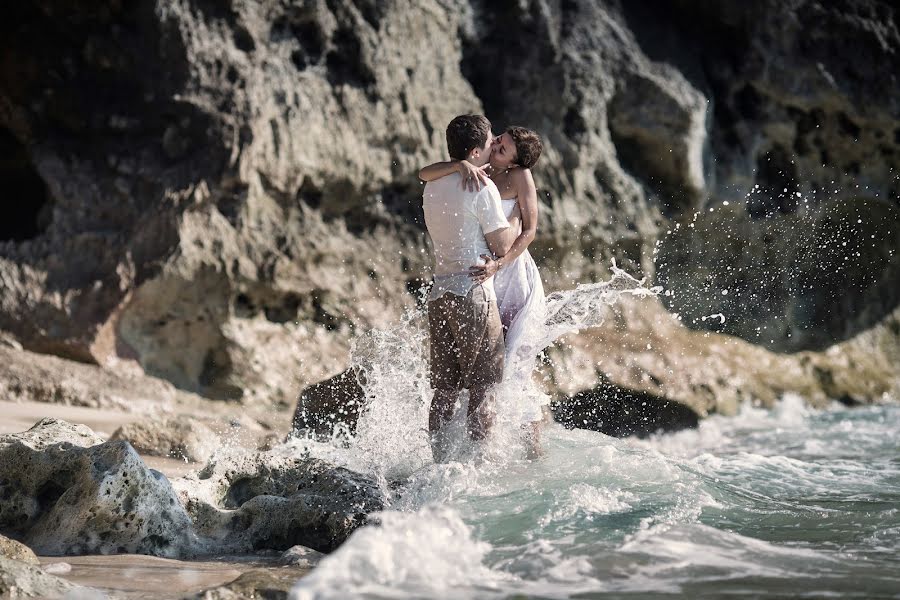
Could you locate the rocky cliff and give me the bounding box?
[1,0,898,413]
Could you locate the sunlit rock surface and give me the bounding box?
[111,414,220,463]
[0,1,897,413]
[0,536,38,567]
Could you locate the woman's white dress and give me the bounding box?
[492,199,548,424]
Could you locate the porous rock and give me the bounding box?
[553,382,701,438]
[0,419,385,557]
[0,535,38,566]
[291,367,364,437]
[172,450,385,553]
[0,418,197,557]
[278,545,324,568]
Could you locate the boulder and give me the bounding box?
[552,382,700,437]
[0,419,384,557]
[172,450,385,553]
[187,567,308,600]
[0,344,196,412]
[0,536,38,566]
[278,545,324,568]
[291,368,364,437]
[111,415,219,463]
[0,418,197,557]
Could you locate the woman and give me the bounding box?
[418,126,547,456]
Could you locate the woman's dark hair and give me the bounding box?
[507,126,543,169]
[446,115,492,161]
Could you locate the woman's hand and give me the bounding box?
[456,160,491,192]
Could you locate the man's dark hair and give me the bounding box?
[446,115,492,161]
[507,126,543,169]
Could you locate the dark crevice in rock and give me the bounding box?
[233,25,255,53]
[325,26,375,94]
[552,383,700,438]
[272,9,325,70]
[296,178,323,209]
[748,145,800,218]
[0,129,53,242]
[199,346,242,400]
[459,0,564,127]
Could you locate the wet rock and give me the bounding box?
[0,535,38,566]
[172,451,385,554]
[657,199,900,352]
[187,567,308,600]
[111,415,219,463]
[291,368,364,438]
[278,545,324,568]
[0,419,384,558]
[544,297,900,420]
[0,418,197,557]
[552,382,700,437]
[0,556,84,598]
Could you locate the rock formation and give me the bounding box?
[0,1,897,415]
[0,536,38,567]
[171,449,385,553]
[0,418,384,557]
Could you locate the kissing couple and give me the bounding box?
[420,114,546,462]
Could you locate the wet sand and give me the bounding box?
[39,554,310,598]
[0,399,144,439]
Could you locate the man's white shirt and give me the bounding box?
[423,173,509,301]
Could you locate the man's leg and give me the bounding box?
[429,388,458,461]
[428,296,463,462]
[454,285,505,442]
[467,384,494,440]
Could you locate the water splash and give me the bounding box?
[336,262,659,477]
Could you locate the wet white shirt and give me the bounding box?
[423,173,509,300]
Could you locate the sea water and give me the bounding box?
[284,271,900,599]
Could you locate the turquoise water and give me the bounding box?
[291,397,900,599]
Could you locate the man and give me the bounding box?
[422,114,510,461]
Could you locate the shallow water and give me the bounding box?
[280,269,900,599]
[289,397,900,599]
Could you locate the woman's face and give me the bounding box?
[489,132,518,169]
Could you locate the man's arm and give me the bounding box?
[419,160,491,191]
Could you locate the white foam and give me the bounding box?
[289,506,504,600]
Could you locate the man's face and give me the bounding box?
[469,133,494,167]
[490,133,518,168]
